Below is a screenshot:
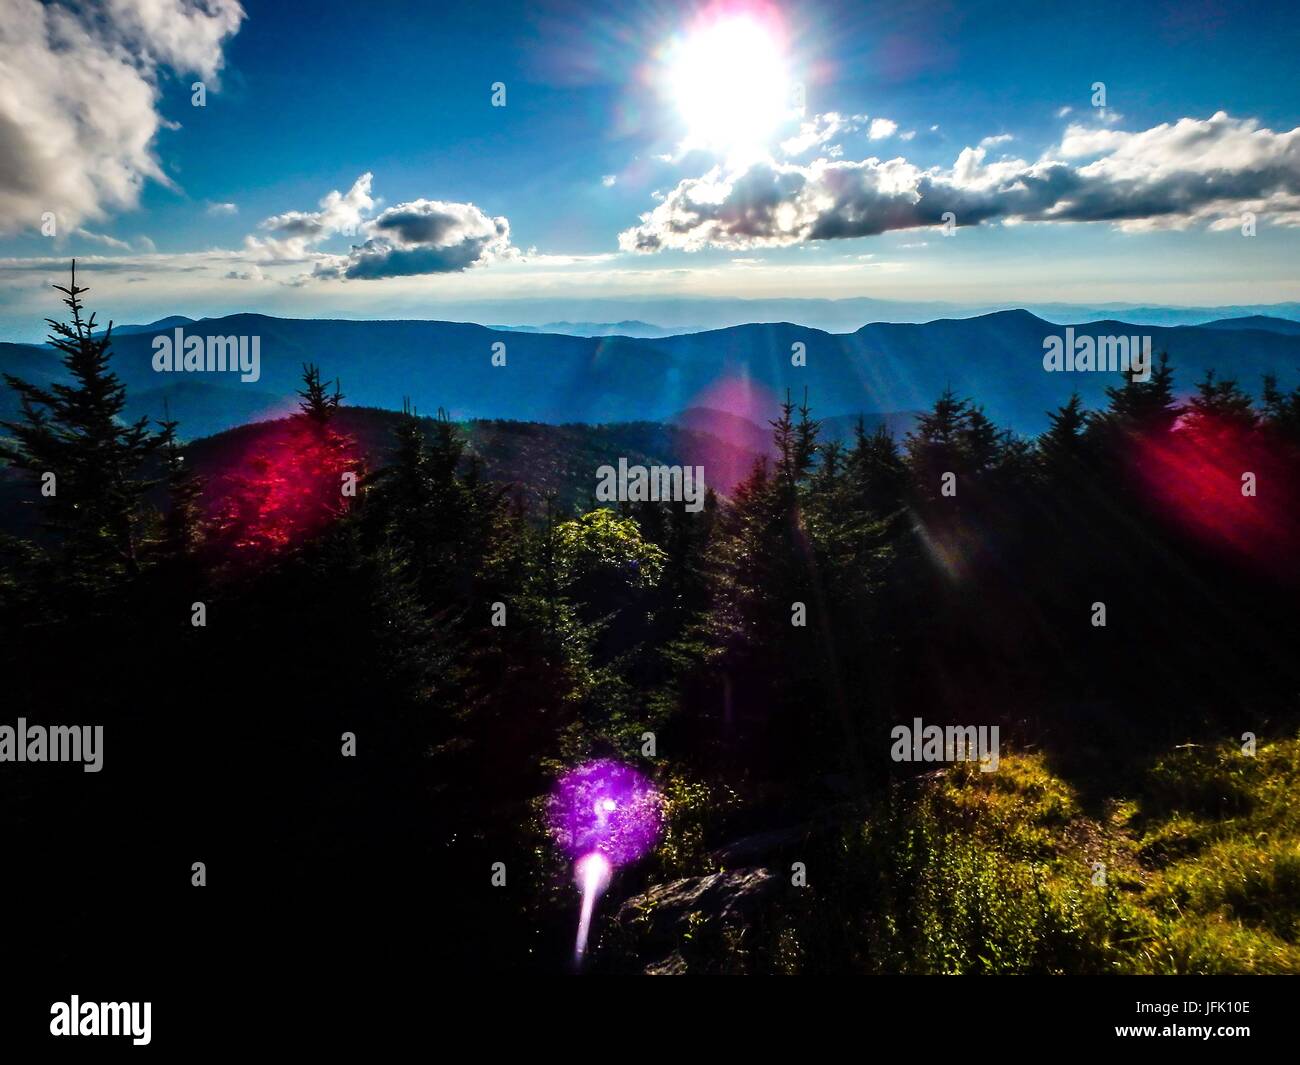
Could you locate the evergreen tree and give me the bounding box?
[847,421,907,517]
[0,263,163,592]
[1261,373,1300,447]
[812,439,844,497]
[1097,350,1179,436]
[792,387,820,484]
[1039,393,1088,475]
[156,405,204,557]
[770,391,797,488]
[905,387,1003,494]
[298,362,342,424]
[377,398,434,528]
[1184,369,1258,434]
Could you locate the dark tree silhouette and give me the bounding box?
[0,262,163,595]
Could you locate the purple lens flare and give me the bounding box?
[547,759,664,868]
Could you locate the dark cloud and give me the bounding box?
[316,199,514,280]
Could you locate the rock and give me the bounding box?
[643,950,688,976]
[613,868,779,973]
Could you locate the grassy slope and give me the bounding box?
[804,737,1300,974]
[620,735,1300,974]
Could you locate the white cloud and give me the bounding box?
[780,112,849,156]
[0,0,245,236]
[247,173,375,262]
[619,112,1300,251]
[206,201,239,216]
[602,174,617,187]
[72,227,132,250]
[868,118,898,140]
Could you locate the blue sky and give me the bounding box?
[1,0,1298,336]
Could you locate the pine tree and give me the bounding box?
[905,387,1003,491]
[847,421,907,516]
[812,439,843,496]
[905,386,966,485]
[1185,369,1258,433]
[792,387,820,483]
[1261,373,1300,447]
[0,263,163,592]
[383,398,434,525]
[1039,393,1089,476]
[770,390,797,489]
[156,404,204,557]
[1099,350,1178,435]
[962,404,1003,474]
[297,362,342,424]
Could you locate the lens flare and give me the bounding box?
[1130,416,1300,573]
[548,760,664,965]
[573,851,612,959]
[547,758,664,866]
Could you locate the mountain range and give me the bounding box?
[4,310,1300,444]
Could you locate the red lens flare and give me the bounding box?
[1130,415,1300,573]
[207,418,360,555]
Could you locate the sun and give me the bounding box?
[666,11,793,158]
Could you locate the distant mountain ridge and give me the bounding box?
[490,320,700,339]
[9,294,1299,345]
[5,308,1300,441]
[1200,316,1300,335]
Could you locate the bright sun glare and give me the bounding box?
[668,13,792,157]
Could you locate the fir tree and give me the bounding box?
[792,387,820,483]
[770,391,797,489]
[905,387,1003,491]
[156,404,204,557]
[298,362,342,424]
[1261,373,1300,447]
[1038,393,1089,476]
[1098,350,1179,435]
[0,263,163,591]
[1185,369,1258,433]
[847,421,907,516]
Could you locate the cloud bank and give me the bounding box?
[621,112,1300,251]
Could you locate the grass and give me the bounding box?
[601,733,1300,973]
[833,734,1300,973]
